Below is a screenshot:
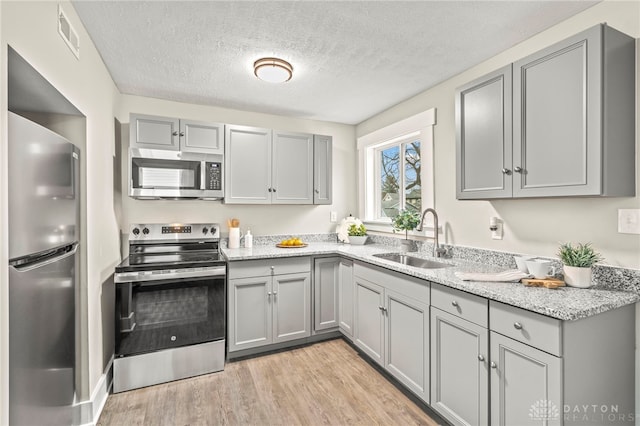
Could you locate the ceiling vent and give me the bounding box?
[58,4,80,59]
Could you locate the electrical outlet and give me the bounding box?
[618,209,640,234]
[490,217,503,240]
[330,211,337,223]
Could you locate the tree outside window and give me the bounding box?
[378,139,421,219]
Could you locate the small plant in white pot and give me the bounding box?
[391,209,421,251]
[557,242,603,288]
[347,224,368,245]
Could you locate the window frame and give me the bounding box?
[357,109,436,234]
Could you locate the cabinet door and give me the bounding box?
[228,276,272,352]
[313,258,340,332]
[385,290,429,402]
[225,125,272,204]
[490,331,562,426]
[353,277,384,366]
[273,272,311,344]
[431,308,489,426]
[455,65,512,199]
[130,113,179,151]
[180,119,224,155]
[513,25,602,197]
[338,259,354,337]
[313,135,332,205]
[272,131,313,204]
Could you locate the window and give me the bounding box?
[358,109,435,229]
[377,136,421,219]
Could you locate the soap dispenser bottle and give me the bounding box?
[244,229,253,248]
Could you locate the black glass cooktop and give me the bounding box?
[115,240,224,273]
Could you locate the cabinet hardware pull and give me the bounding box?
[179,132,184,137]
[378,306,383,311]
[514,166,523,173]
[314,189,319,194]
[268,188,272,192]
[478,355,485,362]
[172,131,178,136]
[272,188,277,192]
[451,300,459,307]
[513,322,523,330]
[267,291,272,298]
[501,168,511,175]
[490,362,497,369]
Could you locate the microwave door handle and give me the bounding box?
[200,161,206,190]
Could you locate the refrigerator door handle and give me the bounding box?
[10,243,78,272]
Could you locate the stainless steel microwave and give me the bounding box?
[129,148,224,199]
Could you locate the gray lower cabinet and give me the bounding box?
[456,24,635,199]
[129,113,224,154]
[313,135,332,204]
[353,263,430,403]
[431,307,489,426]
[338,259,354,338]
[489,301,635,426]
[228,258,311,353]
[489,331,561,426]
[313,257,340,332]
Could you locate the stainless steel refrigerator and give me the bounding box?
[8,112,79,425]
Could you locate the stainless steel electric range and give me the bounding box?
[113,223,226,393]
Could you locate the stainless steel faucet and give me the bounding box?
[416,208,446,258]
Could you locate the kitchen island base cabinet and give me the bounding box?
[353,263,430,403]
[228,257,311,353]
[431,308,489,426]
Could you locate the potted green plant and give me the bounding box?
[391,209,421,251]
[557,242,603,288]
[347,224,368,245]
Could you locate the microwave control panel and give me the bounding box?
[205,162,222,190]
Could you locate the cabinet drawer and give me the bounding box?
[228,257,310,279]
[489,301,562,356]
[431,284,488,328]
[353,262,429,304]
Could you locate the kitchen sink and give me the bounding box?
[373,253,454,269]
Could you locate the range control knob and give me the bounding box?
[209,226,217,236]
[132,227,140,236]
[202,227,209,235]
[142,227,150,235]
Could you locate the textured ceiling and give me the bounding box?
[72,1,599,125]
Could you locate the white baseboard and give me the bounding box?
[77,357,113,426]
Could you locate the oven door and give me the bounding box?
[115,273,225,357]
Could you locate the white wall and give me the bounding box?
[357,0,640,269]
[0,1,121,421]
[117,95,357,240]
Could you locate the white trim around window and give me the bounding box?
[357,108,436,234]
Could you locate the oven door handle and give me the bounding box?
[115,265,226,283]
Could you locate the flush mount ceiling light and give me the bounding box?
[253,57,293,83]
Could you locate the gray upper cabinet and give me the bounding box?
[272,131,313,204]
[225,126,317,204]
[179,119,224,154]
[313,135,333,204]
[225,125,272,204]
[456,65,512,199]
[456,24,635,199]
[130,113,224,155]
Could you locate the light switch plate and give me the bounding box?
[618,209,640,234]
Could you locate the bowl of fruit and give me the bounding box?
[276,237,307,248]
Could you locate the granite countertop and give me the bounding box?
[222,242,640,321]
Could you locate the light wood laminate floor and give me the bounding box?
[98,338,439,425]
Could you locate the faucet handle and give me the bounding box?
[435,246,447,258]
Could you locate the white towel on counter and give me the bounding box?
[455,270,531,282]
